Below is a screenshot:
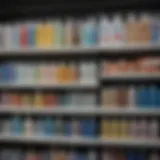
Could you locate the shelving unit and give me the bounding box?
[0,0,160,159]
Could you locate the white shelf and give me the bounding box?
[0,82,98,89]
[0,107,159,116]
[0,43,160,56]
[0,136,159,147]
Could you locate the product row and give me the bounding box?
[0,117,159,140]
[101,118,159,139]
[0,62,97,85]
[102,86,160,108]
[0,148,159,160]
[102,57,160,76]
[0,117,97,137]
[0,92,97,107]
[0,14,160,49]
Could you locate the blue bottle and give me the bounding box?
[35,118,45,136]
[80,18,97,46]
[64,120,71,136]
[151,18,159,43]
[44,117,54,136]
[27,23,35,47]
[127,151,136,160]
[11,116,23,136]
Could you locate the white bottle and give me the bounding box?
[112,14,125,44]
[88,150,97,160]
[139,118,148,139]
[149,119,159,139]
[128,86,136,108]
[98,16,113,45]
[4,24,13,49]
[24,117,34,136]
[79,62,88,83]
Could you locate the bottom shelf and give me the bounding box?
[0,136,159,148]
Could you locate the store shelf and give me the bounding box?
[0,43,160,56]
[101,74,160,81]
[0,107,159,116]
[0,136,159,147]
[0,82,98,90]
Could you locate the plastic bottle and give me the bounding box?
[149,119,159,139]
[11,116,23,136]
[54,20,64,47]
[24,117,34,136]
[139,13,151,43]
[19,22,28,47]
[34,91,44,108]
[80,17,97,46]
[27,21,36,47]
[126,14,138,43]
[0,25,5,49]
[64,18,74,46]
[44,117,54,136]
[112,14,125,44]
[4,24,12,49]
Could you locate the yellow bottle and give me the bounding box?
[68,63,77,83]
[101,119,106,138]
[120,119,129,139]
[104,119,112,139]
[34,92,44,108]
[36,22,45,47]
[111,119,119,139]
[45,22,54,47]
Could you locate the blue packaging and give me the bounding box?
[87,119,96,137]
[44,117,54,136]
[64,120,71,136]
[136,86,144,108]
[79,152,87,160]
[80,19,97,46]
[11,116,23,136]
[127,151,136,160]
[136,151,147,160]
[150,85,157,108]
[156,86,160,108]
[35,118,45,136]
[27,23,35,47]
[151,18,159,43]
[144,86,152,108]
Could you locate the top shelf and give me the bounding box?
[0,44,160,56]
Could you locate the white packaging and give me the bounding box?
[24,117,34,136]
[112,14,125,44]
[128,86,136,108]
[98,16,114,45]
[4,24,13,49]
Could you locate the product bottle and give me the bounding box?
[19,22,28,47]
[149,119,159,139]
[0,25,5,49]
[112,14,125,44]
[34,91,44,108]
[27,22,36,47]
[88,150,97,160]
[4,24,12,49]
[54,20,64,47]
[64,19,74,46]
[45,21,54,47]
[71,119,80,137]
[44,117,54,136]
[149,152,159,160]
[55,118,64,136]
[11,116,23,136]
[128,86,136,108]
[138,14,151,43]
[126,14,138,43]
[98,15,111,45]
[24,117,34,136]
[80,17,97,46]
